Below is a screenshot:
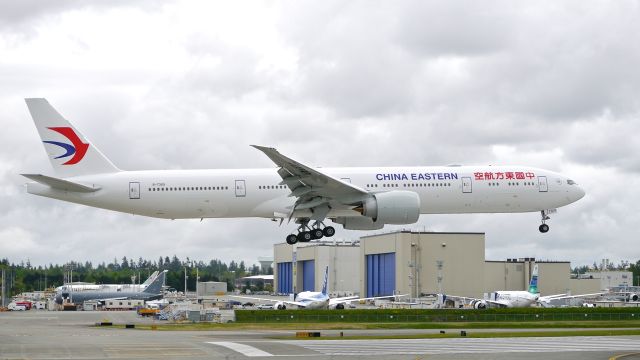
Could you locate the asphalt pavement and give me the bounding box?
[1,310,640,359]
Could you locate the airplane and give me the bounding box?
[55,270,160,293]
[231,266,401,309]
[22,98,586,244]
[54,270,167,305]
[440,265,604,308]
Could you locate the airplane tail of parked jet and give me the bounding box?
[25,98,120,178]
[321,266,329,296]
[142,270,167,294]
[141,271,160,287]
[528,265,539,295]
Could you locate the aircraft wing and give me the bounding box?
[228,295,308,308]
[252,145,368,221]
[539,292,606,302]
[328,294,406,306]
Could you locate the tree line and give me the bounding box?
[0,256,272,296]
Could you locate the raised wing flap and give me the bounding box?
[251,145,368,197]
[22,174,100,193]
[252,145,370,222]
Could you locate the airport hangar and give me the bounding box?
[273,231,601,299]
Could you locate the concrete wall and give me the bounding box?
[360,232,486,298]
[585,271,634,290]
[568,278,602,295]
[537,262,571,295]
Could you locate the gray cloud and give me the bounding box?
[1,1,639,269]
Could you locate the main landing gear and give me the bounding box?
[285,220,335,245]
[539,210,551,233]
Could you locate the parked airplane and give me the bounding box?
[441,265,603,308]
[55,270,160,293]
[232,267,400,309]
[54,270,167,305]
[23,99,585,244]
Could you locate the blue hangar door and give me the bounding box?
[366,253,396,297]
[301,260,315,291]
[277,262,292,294]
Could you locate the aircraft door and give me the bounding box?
[235,180,246,197]
[129,182,140,199]
[538,176,548,192]
[462,177,472,193]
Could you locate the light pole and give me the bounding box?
[196,266,199,299]
[184,266,188,298]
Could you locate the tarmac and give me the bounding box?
[2,310,640,359]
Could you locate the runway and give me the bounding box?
[2,311,640,359]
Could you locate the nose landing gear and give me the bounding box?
[284,220,335,245]
[539,210,552,233]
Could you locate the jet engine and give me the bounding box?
[358,191,420,223]
[335,191,420,230]
[333,216,384,230]
[275,301,286,310]
[471,300,488,309]
[628,293,639,302]
[328,303,345,310]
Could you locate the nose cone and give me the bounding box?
[575,185,586,201]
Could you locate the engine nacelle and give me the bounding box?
[628,293,639,302]
[329,303,345,310]
[360,191,420,224]
[333,216,385,230]
[471,300,487,309]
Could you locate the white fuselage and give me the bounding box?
[26,165,585,220]
[493,291,540,308]
[291,291,331,309]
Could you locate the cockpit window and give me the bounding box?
[567,179,576,185]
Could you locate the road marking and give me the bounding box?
[279,336,640,356]
[207,341,274,357]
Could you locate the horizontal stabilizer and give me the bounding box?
[21,174,100,193]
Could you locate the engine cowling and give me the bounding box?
[629,293,639,302]
[360,191,421,224]
[328,303,345,310]
[471,300,487,309]
[333,216,385,230]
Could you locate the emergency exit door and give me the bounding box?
[462,177,472,193]
[538,176,548,192]
[129,182,140,199]
[235,180,246,197]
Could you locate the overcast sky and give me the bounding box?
[1,1,638,269]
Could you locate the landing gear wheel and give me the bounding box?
[539,224,549,233]
[286,234,298,245]
[311,229,324,239]
[297,231,313,242]
[323,226,336,237]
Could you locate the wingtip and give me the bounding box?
[251,144,276,152]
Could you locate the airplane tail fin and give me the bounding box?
[528,264,539,294]
[321,266,329,295]
[143,270,167,294]
[25,98,120,178]
[141,271,160,287]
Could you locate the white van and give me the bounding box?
[8,303,27,311]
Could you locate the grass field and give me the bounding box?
[117,307,640,338]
